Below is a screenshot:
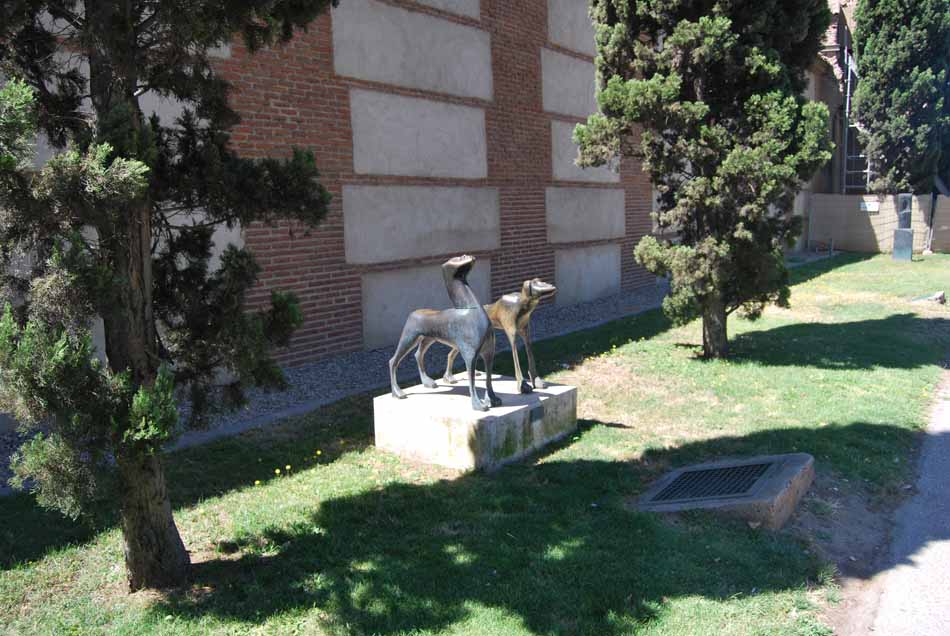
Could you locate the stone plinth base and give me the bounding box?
[373,375,577,471]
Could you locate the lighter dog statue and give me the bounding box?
[418,278,556,394]
[389,255,501,411]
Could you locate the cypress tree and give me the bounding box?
[575,0,834,357]
[853,0,950,193]
[0,1,336,590]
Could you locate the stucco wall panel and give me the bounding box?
[416,0,480,19]
[546,187,625,243]
[551,120,618,183]
[554,244,621,306]
[344,185,499,264]
[541,48,597,117]
[332,0,491,99]
[350,89,488,178]
[362,260,492,350]
[547,0,596,56]
[808,194,930,252]
[933,196,950,253]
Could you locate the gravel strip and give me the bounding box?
[0,279,667,496]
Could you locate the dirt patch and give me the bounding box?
[787,466,916,636]
[789,471,892,579]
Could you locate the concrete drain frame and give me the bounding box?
[638,453,815,529]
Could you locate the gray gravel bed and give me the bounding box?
[0,280,667,496]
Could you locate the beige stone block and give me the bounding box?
[343,185,499,265]
[554,244,621,306]
[415,0,480,19]
[362,261,492,350]
[547,0,596,56]
[546,187,625,243]
[333,0,491,99]
[350,89,488,178]
[374,376,578,471]
[541,48,597,117]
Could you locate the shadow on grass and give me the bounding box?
[0,394,376,569]
[152,421,930,636]
[0,251,923,579]
[786,252,876,286]
[729,313,950,370]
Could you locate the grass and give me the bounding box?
[3,253,950,636]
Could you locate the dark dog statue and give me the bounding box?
[419,278,556,394]
[389,255,501,411]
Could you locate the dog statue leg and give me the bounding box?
[389,328,421,399]
[506,329,531,394]
[464,351,489,412]
[415,337,438,389]
[481,331,502,407]
[443,347,459,384]
[521,324,546,390]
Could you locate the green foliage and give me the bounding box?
[0,0,337,537]
[0,79,36,172]
[576,0,833,352]
[853,0,950,193]
[125,365,179,449]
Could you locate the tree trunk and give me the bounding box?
[87,25,190,590]
[702,295,729,358]
[117,451,189,591]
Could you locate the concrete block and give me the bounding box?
[362,261,492,350]
[374,376,577,471]
[638,453,815,530]
[541,48,597,118]
[350,89,488,179]
[344,186,499,264]
[554,244,621,306]
[547,0,596,56]
[546,187,625,243]
[332,0,492,99]
[551,120,618,182]
[415,0,480,19]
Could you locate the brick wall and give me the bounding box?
[215,0,655,366]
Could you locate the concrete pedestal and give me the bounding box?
[373,375,577,471]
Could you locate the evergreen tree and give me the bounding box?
[0,0,336,590]
[575,0,833,357]
[853,0,950,193]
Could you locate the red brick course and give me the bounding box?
[214,0,655,366]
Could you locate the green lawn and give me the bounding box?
[3,253,950,636]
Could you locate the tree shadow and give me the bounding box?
[152,420,933,635]
[786,252,876,287]
[0,393,376,569]
[728,313,950,370]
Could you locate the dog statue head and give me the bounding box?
[442,254,476,282]
[522,278,556,301]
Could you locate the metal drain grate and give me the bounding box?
[650,462,772,503]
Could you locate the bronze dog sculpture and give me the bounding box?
[417,278,556,394]
[389,254,501,411]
